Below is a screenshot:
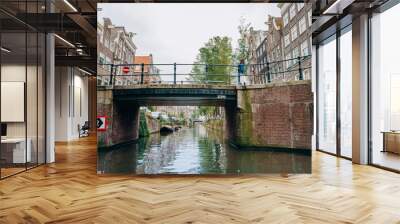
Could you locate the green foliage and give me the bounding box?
[189,36,233,84]
[159,116,169,126]
[198,106,214,117]
[194,106,221,120]
[178,112,185,120]
[233,17,251,65]
[177,112,186,126]
[189,36,234,117]
[190,110,200,120]
[188,19,253,118]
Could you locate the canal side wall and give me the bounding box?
[203,119,225,140]
[204,119,224,132]
[146,114,161,134]
[139,111,161,137]
[97,89,140,148]
[234,80,313,150]
[97,90,113,147]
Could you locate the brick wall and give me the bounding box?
[235,80,313,149]
[97,89,140,148]
[97,90,113,147]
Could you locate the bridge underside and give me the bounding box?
[112,86,237,106]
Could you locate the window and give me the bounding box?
[286,53,292,68]
[308,10,312,27]
[284,34,290,47]
[289,4,296,20]
[370,4,400,171]
[293,47,299,59]
[291,25,298,40]
[104,37,110,49]
[301,40,309,56]
[283,13,289,27]
[317,35,337,154]
[299,16,307,34]
[314,25,353,159]
[340,28,352,158]
[105,56,112,71]
[98,28,103,44]
[99,53,105,64]
[293,47,300,65]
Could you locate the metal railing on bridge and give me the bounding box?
[97,55,311,87]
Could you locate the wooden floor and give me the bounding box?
[1,136,400,223]
[1,167,26,178]
[373,151,400,171]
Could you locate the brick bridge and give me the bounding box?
[97,80,313,152]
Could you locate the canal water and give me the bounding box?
[97,124,311,174]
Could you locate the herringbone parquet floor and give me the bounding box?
[1,136,400,224]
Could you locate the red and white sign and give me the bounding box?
[122,66,130,74]
[97,116,107,131]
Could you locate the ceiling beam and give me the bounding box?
[55,55,96,71]
[67,13,97,46]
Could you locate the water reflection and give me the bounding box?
[97,124,311,174]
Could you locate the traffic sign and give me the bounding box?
[97,116,107,131]
[122,66,130,74]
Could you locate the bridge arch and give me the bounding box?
[97,84,238,148]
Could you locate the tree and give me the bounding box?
[233,17,251,66]
[189,36,233,84]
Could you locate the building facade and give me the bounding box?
[264,16,285,82]
[134,54,161,84]
[251,3,312,84]
[279,3,312,81]
[245,28,266,84]
[97,17,137,85]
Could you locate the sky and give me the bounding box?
[98,3,281,80]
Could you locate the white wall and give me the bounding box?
[55,66,69,141]
[55,67,89,141]
[1,65,40,138]
[1,63,46,164]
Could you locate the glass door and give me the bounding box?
[1,31,28,178]
[0,1,47,179]
[317,35,337,154]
